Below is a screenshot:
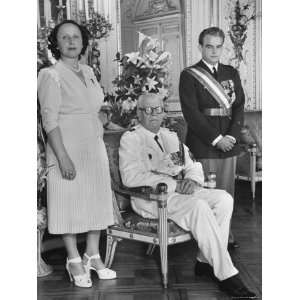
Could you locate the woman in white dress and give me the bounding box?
[38,20,116,287]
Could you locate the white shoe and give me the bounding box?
[83,253,117,280]
[66,257,92,288]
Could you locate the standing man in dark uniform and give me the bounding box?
[179,27,245,249]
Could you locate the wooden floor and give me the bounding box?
[38,181,262,300]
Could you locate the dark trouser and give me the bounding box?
[198,157,237,243]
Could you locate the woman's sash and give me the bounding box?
[185,67,232,110]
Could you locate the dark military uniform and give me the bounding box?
[179,59,245,160]
[179,59,245,244]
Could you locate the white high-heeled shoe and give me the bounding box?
[83,253,116,280]
[66,257,92,288]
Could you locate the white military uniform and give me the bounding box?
[119,124,238,280]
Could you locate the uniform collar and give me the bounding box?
[201,59,219,73]
[139,124,162,139]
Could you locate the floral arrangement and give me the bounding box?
[37,24,56,72]
[84,11,112,40]
[105,32,171,128]
[37,108,54,276]
[227,0,257,67]
[37,103,54,229]
[84,10,113,82]
[37,24,55,229]
[37,131,47,197]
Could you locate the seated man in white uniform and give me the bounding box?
[119,93,257,299]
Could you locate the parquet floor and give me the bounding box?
[38,181,262,299]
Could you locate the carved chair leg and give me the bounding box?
[146,244,156,256]
[158,204,168,288]
[104,233,119,268]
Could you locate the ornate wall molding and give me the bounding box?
[134,0,180,21]
[69,0,78,20]
[116,0,122,75]
[255,0,261,110]
[184,0,192,66]
[219,0,261,111]
[37,0,41,27]
[184,0,214,66]
[183,0,261,111]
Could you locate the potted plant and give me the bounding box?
[83,9,113,82]
[37,101,54,277]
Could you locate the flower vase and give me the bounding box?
[37,207,52,277]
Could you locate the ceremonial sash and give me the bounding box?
[185,67,232,109]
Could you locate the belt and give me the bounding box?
[202,108,232,116]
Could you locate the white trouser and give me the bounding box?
[131,188,239,280]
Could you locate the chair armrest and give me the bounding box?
[240,142,256,150]
[112,181,168,203]
[127,186,154,194]
[247,143,257,155]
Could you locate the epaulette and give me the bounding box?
[168,127,176,133]
[161,126,172,133]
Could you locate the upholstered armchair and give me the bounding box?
[103,130,193,288]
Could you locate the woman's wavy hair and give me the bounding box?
[48,20,90,60]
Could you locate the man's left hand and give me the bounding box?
[216,136,235,152]
[176,179,198,194]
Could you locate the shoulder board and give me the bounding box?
[162,127,178,137]
[222,63,235,71]
[168,127,176,132]
[183,66,193,73]
[161,127,171,133]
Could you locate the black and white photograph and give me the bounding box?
[36,0,262,299]
[5,1,300,300]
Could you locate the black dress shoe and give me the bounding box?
[228,241,240,250]
[219,274,257,299]
[194,261,215,279]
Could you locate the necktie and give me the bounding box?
[212,67,218,80]
[154,135,164,152]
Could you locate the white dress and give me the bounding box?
[38,60,114,234]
